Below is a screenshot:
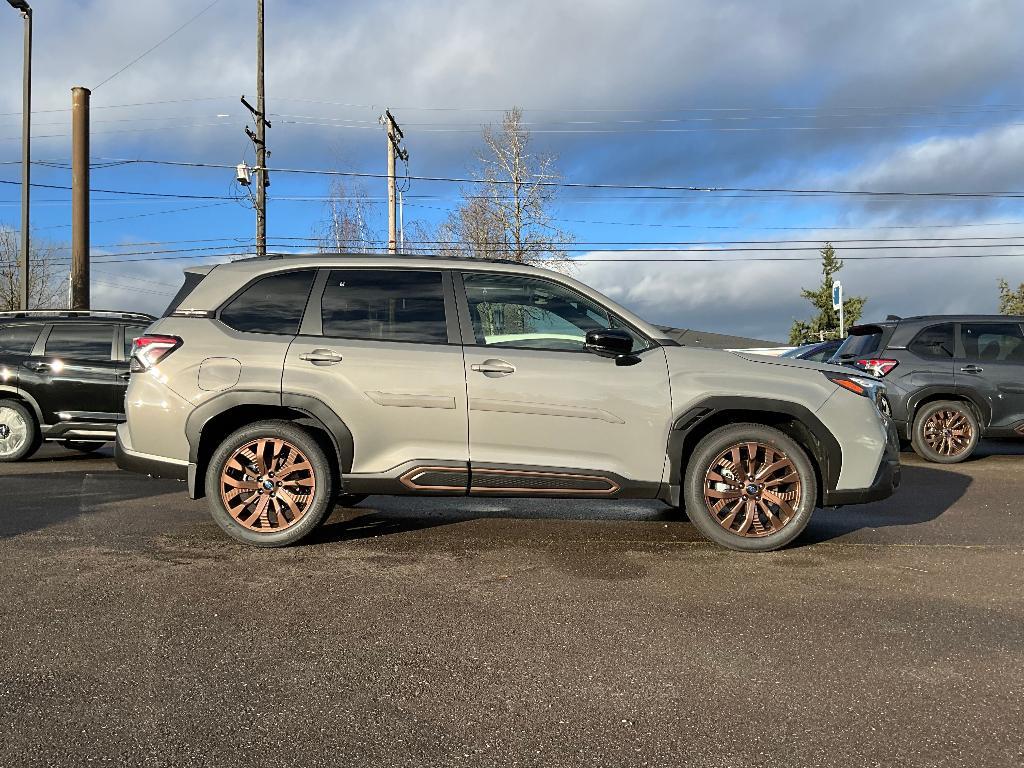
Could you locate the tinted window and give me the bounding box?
[0,324,41,355]
[320,270,448,343]
[220,270,315,335]
[909,323,955,359]
[463,272,646,352]
[44,324,115,361]
[124,326,148,358]
[836,330,882,359]
[961,323,1024,362]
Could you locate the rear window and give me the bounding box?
[836,328,883,359]
[320,269,448,343]
[220,270,316,335]
[44,324,115,361]
[0,324,41,355]
[909,323,955,359]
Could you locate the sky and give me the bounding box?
[2,0,1024,341]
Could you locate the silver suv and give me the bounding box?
[116,255,900,551]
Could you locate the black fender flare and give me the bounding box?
[666,396,842,496]
[184,390,355,492]
[906,385,990,428]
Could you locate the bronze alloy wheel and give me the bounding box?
[218,437,317,533]
[703,441,802,538]
[922,408,974,458]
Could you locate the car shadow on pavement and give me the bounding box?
[796,463,972,545]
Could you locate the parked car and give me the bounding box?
[834,314,1024,463]
[116,255,899,552]
[781,338,843,363]
[0,310,155,461]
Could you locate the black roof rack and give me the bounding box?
[0,309,156,322]
[230,251,524,267]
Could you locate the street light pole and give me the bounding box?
[8,0,32,310]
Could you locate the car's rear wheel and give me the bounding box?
[0,401,41,462]
[911,400,979,464]
[205,420,335,547]
[683,423,818,552]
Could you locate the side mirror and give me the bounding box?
[585,328,634,359]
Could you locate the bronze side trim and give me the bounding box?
[470,468,620,495]
[399,466,468,491]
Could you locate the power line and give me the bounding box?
[92,0,225,91]
[62,158,1024,199]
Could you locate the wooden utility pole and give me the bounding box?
[70,86,90,310]
[254,0,267,258]
[16,2,31,310]
[381,110,407,254]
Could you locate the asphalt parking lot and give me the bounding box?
[1,443,1022,767]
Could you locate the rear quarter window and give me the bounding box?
[908,323,955,360]
[219,270,316,335]
[0,324,41,355]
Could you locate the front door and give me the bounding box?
[282,268,469,483]
[458,271,672,496]
[957,321,1024,430]
[24,323,118,425]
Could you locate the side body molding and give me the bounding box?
[666,396,843,499]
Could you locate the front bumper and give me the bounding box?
[115,424,188,481]
[822,420,901,506]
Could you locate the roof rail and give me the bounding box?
[0,309,156,321]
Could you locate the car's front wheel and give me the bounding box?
[911,400,979,464]
[683,423,818,552]
[205,420,335,547]
[0,400,41,462]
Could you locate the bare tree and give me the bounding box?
[0,226,68,310]
[313,180,381,253]
[438,108,573,269]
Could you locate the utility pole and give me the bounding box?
[241,0,271,258]
[380,109,407,254]
[7,0,32,309]
[70,86,90,310]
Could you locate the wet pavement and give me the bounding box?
[1,442,1022,767]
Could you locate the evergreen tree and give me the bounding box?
[788,243,866,345]
[997,278,1024,315]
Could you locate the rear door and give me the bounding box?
[957,321,1024,430]
[24,323,118,425]
[282,268,469,480]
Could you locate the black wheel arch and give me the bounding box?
[907,387,989,431]
[185,390,354,499]
[667,396,841,506]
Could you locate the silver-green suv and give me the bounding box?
[116,255,900,551]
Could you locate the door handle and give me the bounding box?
[118,371,132,380]
[960,365,984,374]
[471,359,516,377]
[299,349,343,366]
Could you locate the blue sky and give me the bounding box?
[2,0,1024,340]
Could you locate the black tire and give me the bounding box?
[683,423,818,552]
[336,493,368,507]
[0,400,42,462]
[911,400,979,464]
[62,440,106,453]
[205,420,335,547]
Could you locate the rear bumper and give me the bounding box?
[115,424,188,481]
[823,420,901,506]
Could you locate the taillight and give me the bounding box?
[854,358,899,377]
[130,335,181,372]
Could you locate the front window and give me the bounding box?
[961,323,1024,362]
[462,272,647,352]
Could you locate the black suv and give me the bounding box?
[0,310,154,461]
[835,314,1024,463]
